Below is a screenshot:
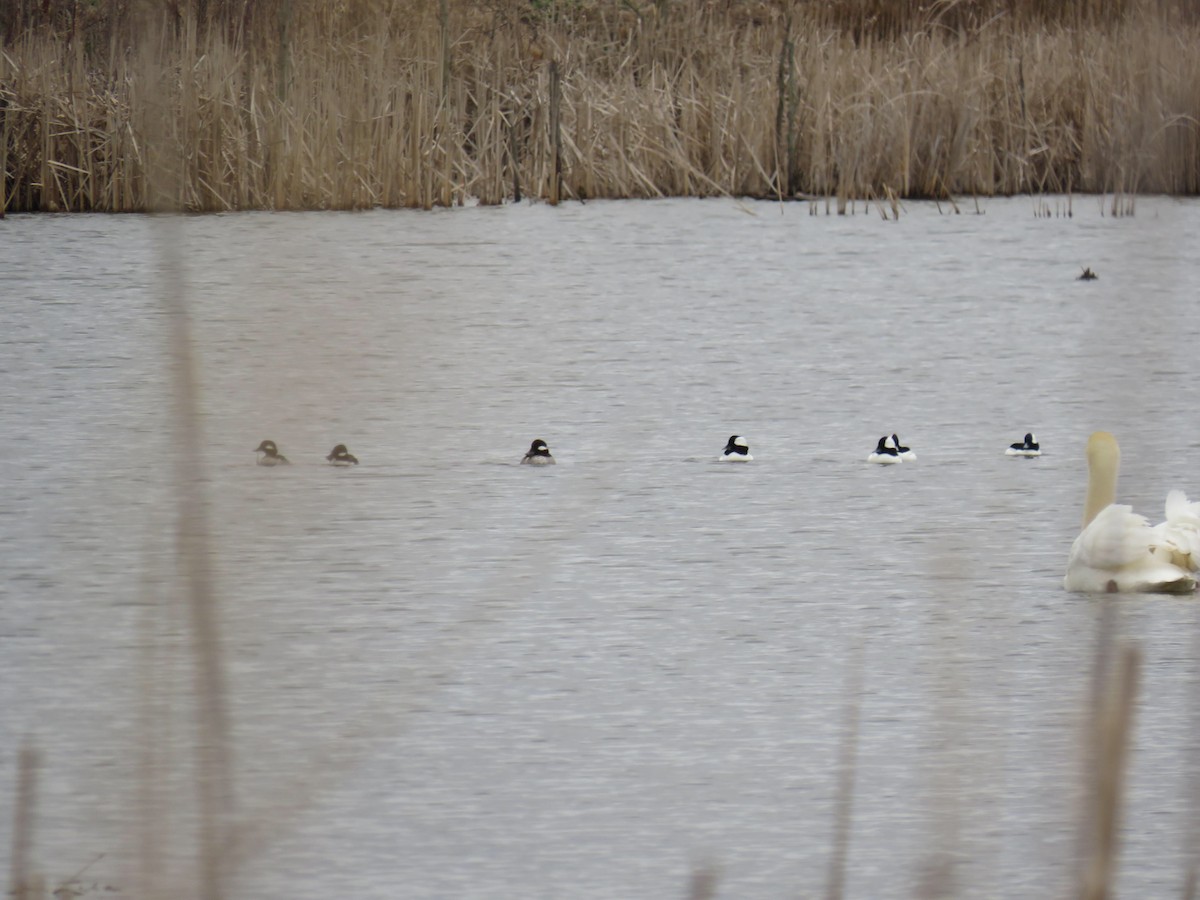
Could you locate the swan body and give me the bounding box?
[719,435,753,462]
[868,436,901,465]
[1006,433,1041,457]
[1064,432,1199,594]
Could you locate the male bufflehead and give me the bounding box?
[891,433,916,461]
[719,435,753,461]
[1006,433,1041,457]
[255,440,290,466]
[867,436,901,464]
[326,444,359,466]
[521,439,556,465]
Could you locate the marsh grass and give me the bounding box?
[1,0,1198,211]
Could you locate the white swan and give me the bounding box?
[1064,431,1200,594]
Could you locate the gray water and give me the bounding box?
[2,196,1200,899]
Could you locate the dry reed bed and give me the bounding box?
[2,2,1200,212]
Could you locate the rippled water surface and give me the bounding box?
[3,197,1200,898]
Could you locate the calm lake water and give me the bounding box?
[2,196,1200,899]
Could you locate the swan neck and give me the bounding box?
[1083,441,1119,529]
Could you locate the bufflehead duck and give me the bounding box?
[521,439,555,465]
[1064,431,1200,593]
[891,434,916,461]
[867,436,901,464]
[1006,433,1041,457]
[326,444,359,466]
[719,435,753,461]
[255,440,289,466]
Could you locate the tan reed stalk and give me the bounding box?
[161,229,235,900]
[687,864,720,900]
[1076,600,1141,900]
[0,86,9,217]
[7,742,40,900]
[1183,608,1200,900]
[135,23,237,895]
[824,637,865,900]
[133,550,181,900]
[548,59,563,203]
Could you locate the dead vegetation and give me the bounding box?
[0,2,1198,209]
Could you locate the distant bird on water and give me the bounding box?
[719,435,753,461]
[255,439,289,466]
[521,439,556,465]
[1006,433,1041,457]
[326,444,359,466]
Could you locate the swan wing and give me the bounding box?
[1069,504,1156,570]
[1164,489,1200,529]
[1152,490,1200,572]
[1065,504,1197,593]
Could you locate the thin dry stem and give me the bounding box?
[1078,613,1141,900]
[7,743,40,900]
[825,636,865,900]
